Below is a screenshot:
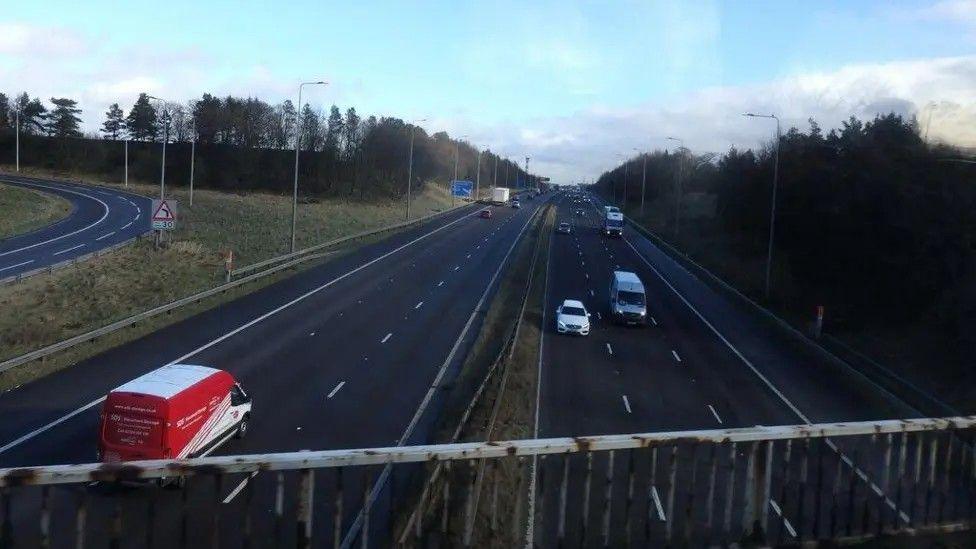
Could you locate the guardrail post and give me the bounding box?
[297,468,315,548]
[741,440,768,543]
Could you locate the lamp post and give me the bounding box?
[743,113,781,300]
[525,156,530,190]
[475,147,484,201]
[146,96,169,200]
[492,154,498,197]
[187,115,196,206]
[453,135,468,206]
[666,136,684,236]
[14,108,19,172]
[638,148,648,217]
[406,118,427,220]
[291,81,327,253]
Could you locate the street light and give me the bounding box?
[475,147,483,201]
[406,118,427,220]
[636,147,648,217]
[666,136,684,236]
[186,113,197,206]
[525,156,530,190]
[291,81,327,253]
[453,135,468,206]
[14,107,19,172]
[146,95,169,200]
[742,112,781,300]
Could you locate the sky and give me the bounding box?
[1,0,974,183]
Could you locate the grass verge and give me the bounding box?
[0,166,456,392]
[395,204,555,547]
[0,182,72,240]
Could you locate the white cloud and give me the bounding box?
[0,23,88,57]
[447,55,976,184]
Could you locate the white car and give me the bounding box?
[556,299,591,336]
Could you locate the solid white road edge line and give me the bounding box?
[0,205,477,455]
[623,237,911,524]
[342,203,541,549]
[0,179,111,258]
[526,206,553,545]
[327,381,346,399]
[121,221,133,230]
[222,471,259,504]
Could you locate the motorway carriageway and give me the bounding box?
[0,175,152,278]
[538,194,916,438]
[531,192,922,543]
[0,194,545,546]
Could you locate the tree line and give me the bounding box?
[596,113,975,349]
[0,91,533,200]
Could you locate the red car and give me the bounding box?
[480,209,493,219]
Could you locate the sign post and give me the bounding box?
[150,199,178,249]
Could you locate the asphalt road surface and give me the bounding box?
[530,191,925,545]
[0,174,152,278]
[0,193,546,547]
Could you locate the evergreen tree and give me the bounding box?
[0,93,9,129]
[14,93,48,135]
[344,107,360,158]
[101,103,125,139]
[47,97,83,138]
[325,105,343,154]
[125,93,158,141]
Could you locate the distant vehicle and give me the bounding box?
[610,271,646,325]
[557,222,572,234]
[480,208,493,218]
[575,209,584,216]
[603,211,624,237]
[98,364,252,474]
[512,200,521,208]
[556,299,591,335]
[492,187,510,205]
[604,206,621,216]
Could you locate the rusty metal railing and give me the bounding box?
[0,417,973,547]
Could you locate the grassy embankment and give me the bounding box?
[0,182,73,240]
[617,195,972,414]
[396,204,554,546]
[0,166,455,391]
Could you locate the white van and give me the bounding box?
[609,271,647,325]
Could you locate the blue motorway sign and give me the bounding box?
[451,180,474,198]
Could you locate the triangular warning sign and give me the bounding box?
[152,200,175,221]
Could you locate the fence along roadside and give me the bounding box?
[0,417,972,547]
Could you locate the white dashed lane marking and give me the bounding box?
[53,243,85,256]
[95,231,116,241]
[671,350,682,363]
[327,381,346,399]
[381,333,392,344]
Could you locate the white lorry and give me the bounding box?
[492,187,510,205]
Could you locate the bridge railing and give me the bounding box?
[1,417,973,547]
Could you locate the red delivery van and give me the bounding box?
[98,364,252,463]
